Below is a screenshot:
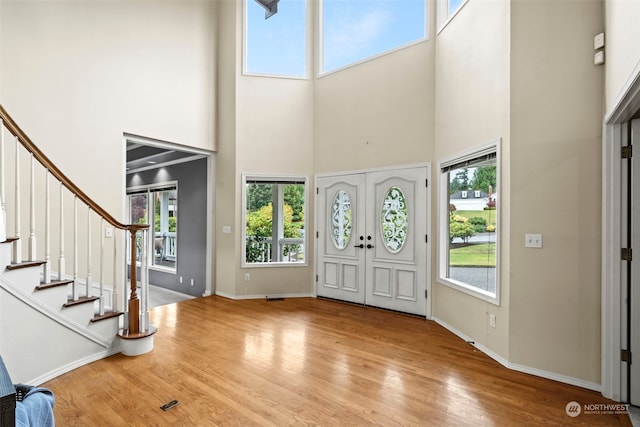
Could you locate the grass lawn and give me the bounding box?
[454,210,497,225]
[450,243,496,267]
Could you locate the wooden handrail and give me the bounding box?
[0,104,146,232]
[0,104,149,336]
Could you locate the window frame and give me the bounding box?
[437,0,469,34]
[242,173,309,268]
[243,0,311,79]
[127,181,179,273]
[317,0,429,77]
[437,139,500,305]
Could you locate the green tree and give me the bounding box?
[245,204,301,262]
[246,183,273,211]
[284,184,305,222]
[450,220,476,243]
[449,168,470,194]
[471,166,497,193]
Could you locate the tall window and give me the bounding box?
[243,175,307,266]
[320,0,427,74]
[244,0,307,77]
[128,184,178,271]
[439,143,499,303]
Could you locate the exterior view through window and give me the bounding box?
[128,185,178,270]
[244,177,306,265]
[441,150,497,300]
[321,0,426,73]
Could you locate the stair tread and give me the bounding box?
[35,280,74,291]
[63,296,100,308]
[91,311,123,323]
[118,326,157,340]
[6,260,46,270]
[2,237,18,243]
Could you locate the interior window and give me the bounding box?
[243,176,307,266]
[439,144,499,303]
[320,0,427,74]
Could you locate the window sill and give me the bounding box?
[437,276,500,306]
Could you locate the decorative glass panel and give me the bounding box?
[331,190,352,250]
[381,186,408,253]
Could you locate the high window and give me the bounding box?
[128,184,178,271]
[439,142,499,304]
[320,0,427,74]
[437,0,468,31]
[243,175,307,266]
[244,0,307,77]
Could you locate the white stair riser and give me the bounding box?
[88,317,122,339]
[0,243,11,270]
[3,267,42,292]
[60,301,99,325]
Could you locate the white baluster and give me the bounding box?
[113,229,118,312]
[43,172,51,283]
[58,182,66,280]
[13,137,21,263]
[28,154,36,261]
[86,207,92,298]
[72,196,78,300]
[99,218,105,316]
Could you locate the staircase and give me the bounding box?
[0,105,156,385]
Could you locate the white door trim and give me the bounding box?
[602,61,640,401]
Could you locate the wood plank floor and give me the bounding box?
[44,296,631,426]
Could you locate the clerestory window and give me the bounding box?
[242,175,307,266]
[244,0,308,78]
[320,0,427,74]
[437,0,468,32]
[439,141,499,304]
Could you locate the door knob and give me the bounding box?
[367,244,374,249]
[354,243,364,249]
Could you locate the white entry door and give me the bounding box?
[316,166,429,316]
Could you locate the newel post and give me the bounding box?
[128,225,141,334]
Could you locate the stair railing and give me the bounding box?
[0,104,152,338]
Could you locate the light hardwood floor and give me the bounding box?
[44,296,631,426]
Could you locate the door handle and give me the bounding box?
[367,244,374,249]
[354,243,364,249]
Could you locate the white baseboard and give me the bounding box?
[432,316,601,393]
[28,346,121,386]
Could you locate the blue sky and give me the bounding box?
[246,0,426,76]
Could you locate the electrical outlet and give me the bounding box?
[489,314,496,328]
[179,276,183,283]
[525,233,543,248]
[104,227,113,238]
[190,279,194,286]
[244,273,250,282]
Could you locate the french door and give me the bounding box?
[316,166,429,316]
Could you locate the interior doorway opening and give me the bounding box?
[125,134,215,304]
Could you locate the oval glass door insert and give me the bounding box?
[381,186,408,253]
[331,190,352,250]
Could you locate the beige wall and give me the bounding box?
[604,0,640,112]
[0,1,216,216]
[214,0,315,298]
[509,0,603,383]
[433,0,511,359]
[314,41,435,173]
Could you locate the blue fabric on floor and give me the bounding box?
[15,386,55,427]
